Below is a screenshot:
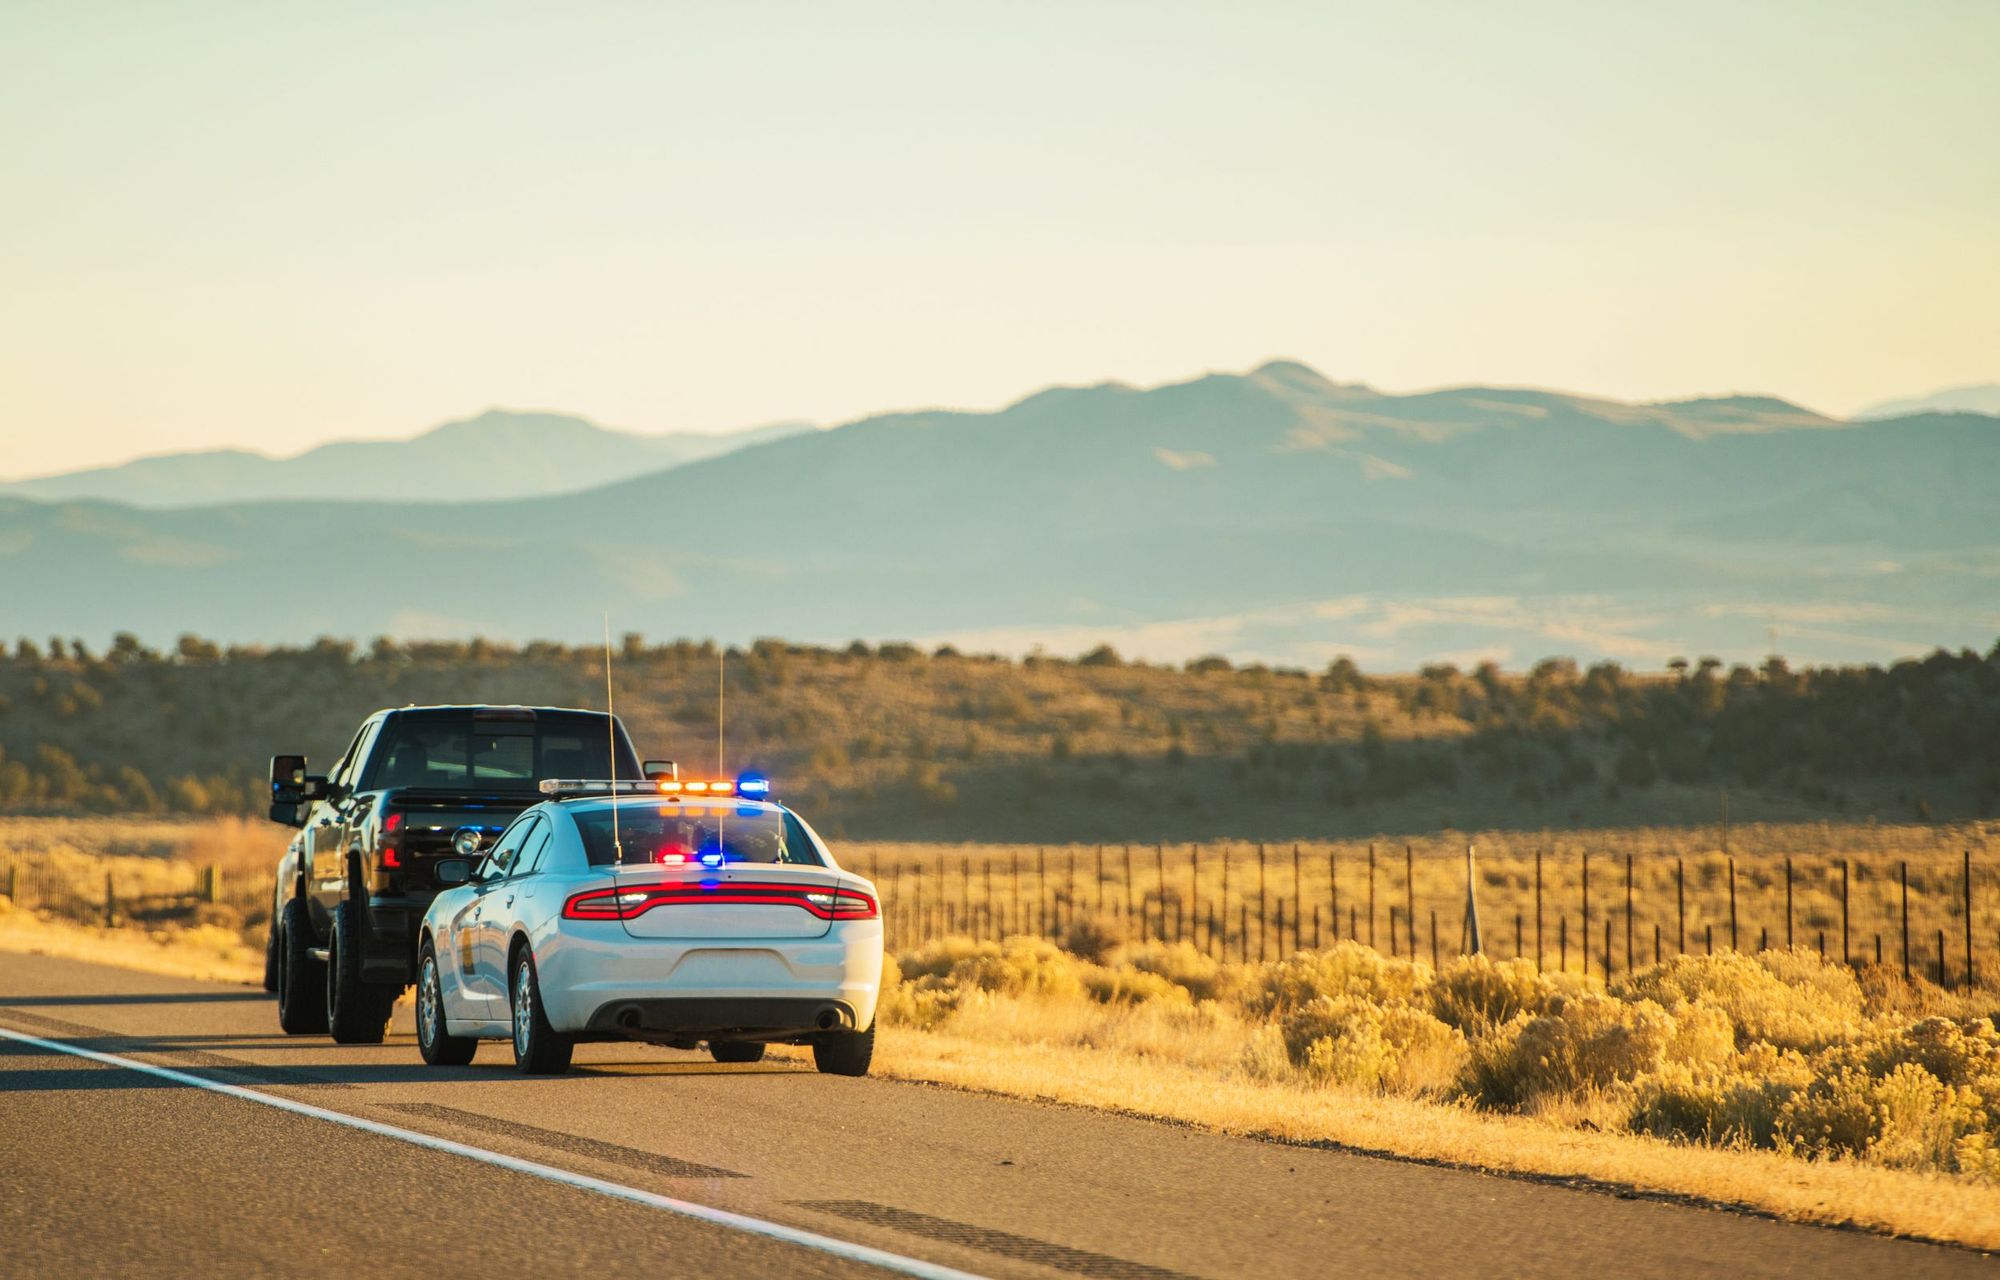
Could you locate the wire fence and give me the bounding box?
[843,841,2000,990]
[0,851,266,929]
[4,837,1995,990]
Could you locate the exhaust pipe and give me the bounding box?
[618,1008,641,1030]
[815,1007,840,1031]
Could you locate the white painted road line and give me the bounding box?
[0,1026,989,1280]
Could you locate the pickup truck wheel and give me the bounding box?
[261,914,280,993]
[709,1040,766,1064]
[812,1022,875,1077]
[276,899,328,1035]
[510,951,572,1075]
[327,899,400,1044]
[416,945,477,1067]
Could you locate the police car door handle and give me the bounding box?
[503,894,515,908]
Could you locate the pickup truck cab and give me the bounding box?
[265,704,643,1043]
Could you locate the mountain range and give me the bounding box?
[0,360,1994,670]
[0,412,812,506]
[1855,383,2000,421]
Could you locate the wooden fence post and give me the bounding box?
[1155,843,1167,944]
[1559,915,1568,972]
[1190,845,1201,950]
[1624,851,1633,972]
[1405,844,1417,958]
[1122,845,1133,921]
[1676,857,1686,955]
[1328,850,1338,946]
[1580,848,1590,967]
[1784,857,1794,950]
[1096,844,1105,914]
[1463,844,1482,955]
[1965,850,1976,990]
[1292,844,1303,953]
[1727,856,1738,952]
[1429,909,1438,970]
[1604,916,1613,981]
[1938,929,1948,989]
[1533,847,1544,970]
[1366,843,1377,950]
[104,870,116,928]
[1901,860,1911,980]
[1840,860,1850,966]
[1257,843,1267,963]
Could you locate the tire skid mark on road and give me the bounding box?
[0,1007,355,1090]
[379,1102,745,1180]
[0,1027,989,1280]
[796,1201,1200,1280]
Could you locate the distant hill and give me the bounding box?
[1855,383,2000,420]
[0,360,1994,668]
[0,411,813,506]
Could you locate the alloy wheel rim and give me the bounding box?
[513,962,532,1055]
[418,959,437,1049]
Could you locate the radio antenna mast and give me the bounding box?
[717,647,726,776]
[604,615,622,866]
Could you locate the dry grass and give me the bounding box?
[0,896,262,985]
[844,1025,2000,1249]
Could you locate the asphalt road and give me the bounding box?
[0,952,1989,1279]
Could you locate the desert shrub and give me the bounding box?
[1777,1063,1986,1171]
[1860,1017,2000,1108]
[1281,995,1467,1095]
[895,936,1001,981]
[1241,942,1429,1019]
[1628,1044,1812,1148]
[1427,954,1577,1033]
[1465,993,1676,1109]
[1059,913,1126,963]
[1615,950,1862,1052]
[1120,940,1229,1002]
[1080,966,1189,1006]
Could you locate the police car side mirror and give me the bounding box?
[435,859,471,886]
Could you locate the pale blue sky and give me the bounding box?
[3,2,1995,476]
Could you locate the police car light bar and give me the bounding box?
[538,772,774,800]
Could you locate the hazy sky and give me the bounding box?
[3,2,1995,478]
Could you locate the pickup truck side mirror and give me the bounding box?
[268,755,313,826]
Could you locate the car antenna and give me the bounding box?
[717,645,726,777]
[604,614,623,867]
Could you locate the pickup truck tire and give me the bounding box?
[327,899,399,1044]
[416,945,477,1067]
[276,899,329,1035]
[510,950,572,1075]
[812,1022,875,1077]
[262,915,280,993]
[709,1040,766,1064]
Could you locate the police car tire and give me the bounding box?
[277,898,328,1035]
[416,944,477,1067]
[511,950,573,1075]
[709,1040,766,1064]
[327,899,397,1044]
[812,1022,874,1077]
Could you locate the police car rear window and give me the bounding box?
[572,805,824,868]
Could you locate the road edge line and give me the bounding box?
[0,1025,987,1280]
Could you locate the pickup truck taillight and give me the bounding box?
[381,812,402,869]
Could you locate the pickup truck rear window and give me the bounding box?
[363,712,639,791]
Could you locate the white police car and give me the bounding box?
[414,774,884,1075]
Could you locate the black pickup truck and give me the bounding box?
[265,704,643,1043]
